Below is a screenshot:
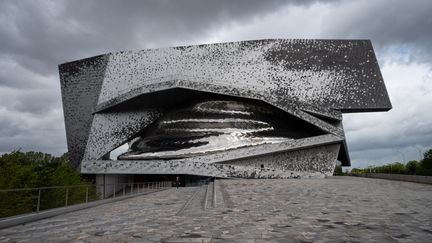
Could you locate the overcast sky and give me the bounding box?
[1,0,431,168]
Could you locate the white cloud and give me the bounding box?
[199,2,329,43]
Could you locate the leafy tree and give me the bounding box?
[424,149,432,160]
[406,160,419,175]
[333,164,343,176]
[350,168,368,174]
[0,151,96,218]
[369,162,406,174]
[348,148,432,176]
[421,149,432,175]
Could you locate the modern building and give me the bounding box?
[59,39,391,183]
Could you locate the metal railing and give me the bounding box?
[0,181,171,219]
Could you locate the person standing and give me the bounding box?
[176,176,180,189]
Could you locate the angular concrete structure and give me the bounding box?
[59,39,391,179]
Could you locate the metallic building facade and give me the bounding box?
[59,39,391,178]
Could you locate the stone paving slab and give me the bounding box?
[0,177,431,242]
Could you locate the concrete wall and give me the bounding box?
[355,173,432,185]
[96,174,132,198]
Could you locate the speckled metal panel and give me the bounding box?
[82,110,161,161]
[81,159,331,179]
[96,39,391,112]
[59,55,109,168]
[220,144,340,175]
[179,134,343,165]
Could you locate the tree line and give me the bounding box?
[0,151,97,218]
[334,148,432,176]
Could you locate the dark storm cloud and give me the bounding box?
[0,115,23,137]
[0,0,311,77]
[320,0,432,63]
[0,102,65,154]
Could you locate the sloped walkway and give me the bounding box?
[0,177,432,242]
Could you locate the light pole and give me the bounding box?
[369,164,375,173]
[415,146,423,161]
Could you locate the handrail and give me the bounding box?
[0,185,89,192]
[0,181,172,219]
[0,182,168,192]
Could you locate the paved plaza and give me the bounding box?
[0,177,431,242]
